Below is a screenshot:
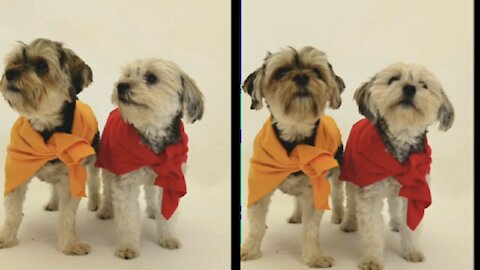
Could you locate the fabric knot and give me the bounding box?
[4,100,98,197]
[248,116,342,211]
[339,118,432,230]
[95,108,189,220]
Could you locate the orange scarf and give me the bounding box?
[4,100,98,197]
[248,115,342,210]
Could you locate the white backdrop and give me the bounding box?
[0,1,231,269]
[241,0,473,269]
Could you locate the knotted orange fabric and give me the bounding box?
[5,100,98,197]
[339,118,432,230]
[248,115,342,210]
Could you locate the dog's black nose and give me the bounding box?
[117,83,130,95]
[293,74,309,86]
[403,84,416,97]
[5,68,20,81]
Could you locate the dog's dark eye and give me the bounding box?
[274,67,291,80]
[34,60,48,74]
[419,81,428,89]
[146,73,158,84]
[312,68,323,79]
[388,76,400,85]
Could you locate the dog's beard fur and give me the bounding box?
[266,74,328,121]
[113,58,204,152]
[0,38,92,131]
[247,46,343,142]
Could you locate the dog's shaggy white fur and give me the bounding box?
[96,58,204,259]
[340,62,454,270]
[241,47,346,268]
[0,38,100,255]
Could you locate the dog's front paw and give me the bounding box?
[403,250,425,262]
[96,207,114,220]
[340,219,358,232]
[115,245,139,260]
[63,242,91,255]
[158,237,181,249]
[359,257,384,270]
[0,233,19,249]
[240,246,262,261]
[304,254,335,268]
[44,201,59,211]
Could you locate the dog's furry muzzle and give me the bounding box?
[280,84,325,117]
[116,91,149,109]
[6,82,22,93]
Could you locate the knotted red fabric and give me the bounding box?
[339,118,432,230]
[95,109,188,220]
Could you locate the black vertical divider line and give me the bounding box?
[231,0,241,268]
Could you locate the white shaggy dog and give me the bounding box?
[95,58,204,259]
[340,63,454,270]
[0,38,100,255]
[241,47,346,268]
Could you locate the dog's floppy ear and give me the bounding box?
[180,72,205,123]
[57,44,93,94]
[354,77,376,122]
[437,90,454,131]
[327,62,345,109]
[242,67,265,110]
[242,52,271,110]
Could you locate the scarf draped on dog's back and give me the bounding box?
[95,109,188,220]
[248,115,342,210]
[339,118,432,230]
[5,100,98,197]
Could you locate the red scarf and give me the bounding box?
[339,118,432,230]
[95,109,188,220]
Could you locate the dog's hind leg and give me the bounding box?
[144,184,157,219]
[287,196,302,224]
[44,183,59,211]
[329,168,344,224]
[387,196,401,232]
[86,160,101,212]
[340,182,358,232]
[96,170,114,220]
